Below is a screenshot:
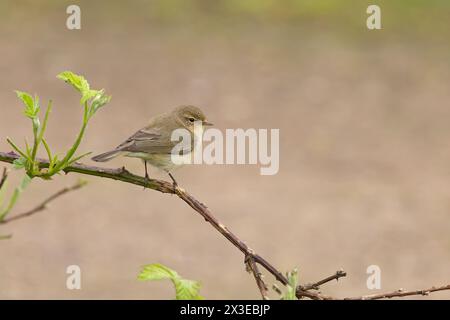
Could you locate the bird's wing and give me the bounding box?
[116,127,182,154]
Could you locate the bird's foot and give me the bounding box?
[143,174,151,190]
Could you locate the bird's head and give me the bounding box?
[174,105,213,131]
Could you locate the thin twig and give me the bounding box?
[296,289,333,300]
[174,186,289,287]
[296,270,347,300]
[245,254,269,300]
[299,270,347,291]
[345,284,450,300]
[0,167,8,190]
[0,179,87,224]
[295,270,450,300]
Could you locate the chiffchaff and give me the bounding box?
[91,105,213,185]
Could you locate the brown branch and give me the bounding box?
[345,284,450,300]
[245,254,269,300]
[173,185,289,287]
[0,180,86,224]
[296,289,332,300]
[296,270,450,300]
[1,151,449,300]
[296,270,346,300]
[0,151,288,297]
[298,270,347,292]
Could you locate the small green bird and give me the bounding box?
[92,105,213,185]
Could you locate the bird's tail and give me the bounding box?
[91,149,123,162]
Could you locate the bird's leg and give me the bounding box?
[144,161,150,181]
[142,161,151,190]
[168,172,178,191]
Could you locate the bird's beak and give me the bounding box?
[202,120,214,126]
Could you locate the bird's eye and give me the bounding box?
[188,117,195,123]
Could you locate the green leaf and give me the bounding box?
[15,91,40,119]
[281,268,299,300]
[138,263,203,300]
[89,90,111,118]
[0,175,32,221]
[15,91,33,109]
[57,71,88,93]
[174,278,203,300]
[13,157,28,170]
[57,71,97,106]
[81,89,99,105]
[138,263,179,281]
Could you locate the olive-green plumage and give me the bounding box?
[92,105,212,181]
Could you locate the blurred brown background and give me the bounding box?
[1,0,449,299]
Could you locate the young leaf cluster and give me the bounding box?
[1,71,110,223]
[138,263,204,300]
[7,71,110,179]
